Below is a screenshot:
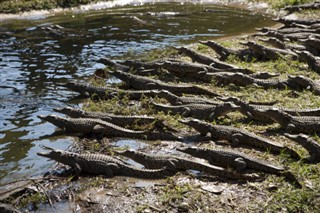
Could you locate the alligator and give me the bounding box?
[178,118,300,159]
[151,90,222,105]
[283,2,320,13]
[285,133,320,163]
[255,108,320,133]
[274,17,320,27]
[116,149,259,181]
[240,41,298,60]
[210,72,287,89]
[57,82,156,100]
[295,51,320,73]
[256,26,317,34]
[287,75,320,95]
[299,37,320,56]
[54,107,157,126]
[218,96,320,120]
[107,69,220,97]
[97,58,131,72]
[259,37,306,52]
[38,114,183,141]
[199,40,259,61]
[37,146,174,179]
[177,146,301,187]
[173,46,239,69]
[151,101,240,121]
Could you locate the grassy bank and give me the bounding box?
[0,0,315,14]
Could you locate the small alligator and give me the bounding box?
[199,40,258,61]
[219,96,320,119]
[107,70,220,97]
[179,118,300,159]
[295,51,320,73]
[177,146,301,187]
[285,133,320,163]
[274,17,320,27]
[259,37,306,52]
[38,114,183,141]
[151,101,240,121]
[287,75,320,96]
[151,90,222,105]
[283,2,320,13]
[54,107,157,126]
[255,108,320,133]
[173,46,239,69]
[240,41,298,60]
[37,146,173,179]
[116,149,259,181]
[57,82,155,100]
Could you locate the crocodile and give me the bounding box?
[38,114,183,141]
[218,96,320,119]
[57,82,156,100]
[240,41,298,60]
[178,118,300,159]
[295,51,320,73]
[37,146,173,179]
[177,146,301,187]
[173,46,239,69]
[151,90,222,105]
[116,149,259,181]
[107,69,220,97]
[255,108,320,133]
[199,40,259,61]
[287,75,320,95]
[151,101,240,121]
[285,133,320,163]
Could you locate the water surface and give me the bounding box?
[0,1,274,184]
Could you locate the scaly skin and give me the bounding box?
[54,107,157,126]
[151,102,240,121]
[274,17,320,26]
[287,75,320,95]
[151,90,222,105]
[58,82,155,100]
[219,96,320,120]
[174,46,238,69]
[116,149,259,181]
[177,146,301,187]
[37,147,173,179]
[284,2,320,13]
[255,108,320,133]
[295,51,320,74]
[259,37,306,51]
[241,41,298,60]
[285,133,320,163]
[107,70,220,97]
[38,115,183,141]
[179,118,300,159]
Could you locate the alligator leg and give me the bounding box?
[104,163,118,177]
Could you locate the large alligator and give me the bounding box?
[107,70,220,97]
[151,90,222,105]
[150,101,240,121]
[285,133,320,163]
[38,114,183,141]
[177,146,301,187]
[295,51,320,73]
[255,108,320,133]
[58,82,155,100]
[37,146,174,179]
[179,118,300,159]
[116,149,259,181]
[287,75,320,96]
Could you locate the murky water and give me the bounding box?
[0,1,274,185]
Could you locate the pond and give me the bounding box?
[0,0,274,185]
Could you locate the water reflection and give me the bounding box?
[0,2,274,184]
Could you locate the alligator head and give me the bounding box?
[38,114,70,129]
[54,107,83,118]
